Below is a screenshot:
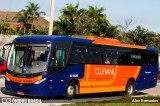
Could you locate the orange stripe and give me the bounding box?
[6,72,42,84]
[93,40,146,49]
[80,86,125,94]
[86,65,90,81]
[134,66,141,80]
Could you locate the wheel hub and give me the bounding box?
[67,85,74,96]
[128,85,133,94]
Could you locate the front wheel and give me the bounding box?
[125,81,135,96]
[65,82,76,99]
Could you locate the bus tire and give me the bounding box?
[65,82,76,99]
[125,81,135,96]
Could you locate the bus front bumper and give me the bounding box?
[1,87,18,96]
[4,79,49,97]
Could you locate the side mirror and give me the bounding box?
[2,43,12,60]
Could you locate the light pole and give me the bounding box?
[48,0,55,35]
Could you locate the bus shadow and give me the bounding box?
[134,91,148,96]
[1,87,148,101]
[1,86,122,97]
[1,87,124,100]
[74,92,124,99]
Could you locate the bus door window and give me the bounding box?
[56,49,65,67]
[50,41,72,75]
[51,49,65,67]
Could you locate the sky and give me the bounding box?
[0,0,160,33]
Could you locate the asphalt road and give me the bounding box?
[0,77,160,106]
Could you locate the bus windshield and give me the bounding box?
[7,43,51,74]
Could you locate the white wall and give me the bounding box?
[0,35,17,57]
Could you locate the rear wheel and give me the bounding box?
[125,81,135,96]
[65,82,76,99]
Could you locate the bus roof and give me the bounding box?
[14,35,157,51]
[15,35,93,44]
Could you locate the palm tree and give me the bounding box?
[53,19,75,35]
[88,5,106,20]
[59,3,90,35]
[86,6,109,36]
[14,9,29,34]
[60,3,79,22]
[53,3,119,38]
[26,2,46,30]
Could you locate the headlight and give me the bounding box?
[34,78,46,84]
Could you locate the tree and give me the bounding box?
[53,3,120,39]
[26,2,46,30]
[0,20,10,34]
[53,19,75,35]
[85,5,108,36]
[126,26,157,46]
[14,9,30,34]
[118,18,134,32]
[0,20,16,35]
[118,18,134,42]
[14,2,46,35]
[59,3,88,35]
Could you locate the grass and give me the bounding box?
[62,103,160,106]
[60,96,160,106]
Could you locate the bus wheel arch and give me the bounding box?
[125,78,135,96]
[65,79,79,99]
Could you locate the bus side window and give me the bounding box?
[70,47,87,64]
[87,45,102,64]
[118,48,132,65]
[101,46,118,65]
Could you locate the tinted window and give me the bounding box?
[118,48,132,65]
[101,46,118,64]
[87,45,102,64]
[70,44,87,64]
[147,50,158,66]
[70,43,158,66]
[70,43,102,64]
[118,48,158,66]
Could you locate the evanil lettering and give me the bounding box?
[95,68,115,75]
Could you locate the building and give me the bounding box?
[0,11,49,30]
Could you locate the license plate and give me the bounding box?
[17,91,24,95]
